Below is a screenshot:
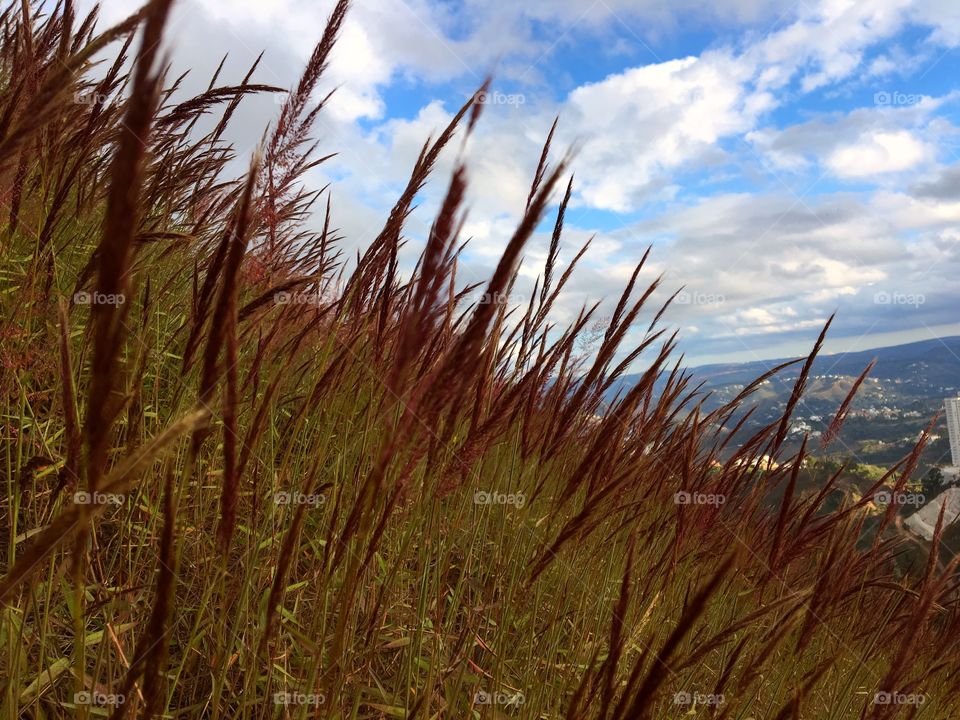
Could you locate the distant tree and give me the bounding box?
[812,457,843,477]
[851,463,887,482]
[922,467,945,497]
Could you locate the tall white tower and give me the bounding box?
[946,398,960,468]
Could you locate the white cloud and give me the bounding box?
[562,52,761,211]
[827,130,932,177]
[540,0,955,212]
[747,97,955,181]
[80,0,960,363]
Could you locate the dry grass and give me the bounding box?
[1,2,959,718]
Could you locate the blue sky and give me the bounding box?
[94,0,960,366]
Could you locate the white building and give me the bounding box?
[946,398,960,467]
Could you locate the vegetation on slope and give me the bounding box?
[1,1,958,718]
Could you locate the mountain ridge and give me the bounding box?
[612,336,960,400]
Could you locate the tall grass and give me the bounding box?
[1,2,958,718]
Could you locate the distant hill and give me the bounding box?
[608,336,960,474]
[680,335,960,393]
[611,336,960,402]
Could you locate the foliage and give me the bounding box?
[0,2,957,718]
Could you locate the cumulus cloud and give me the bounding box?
[82,0,960,363]
[562,186,960,361]
[828,130,933,177]
[561,52,765,211]
[746,98,954,178]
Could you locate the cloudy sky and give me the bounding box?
[91,0,960,366]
